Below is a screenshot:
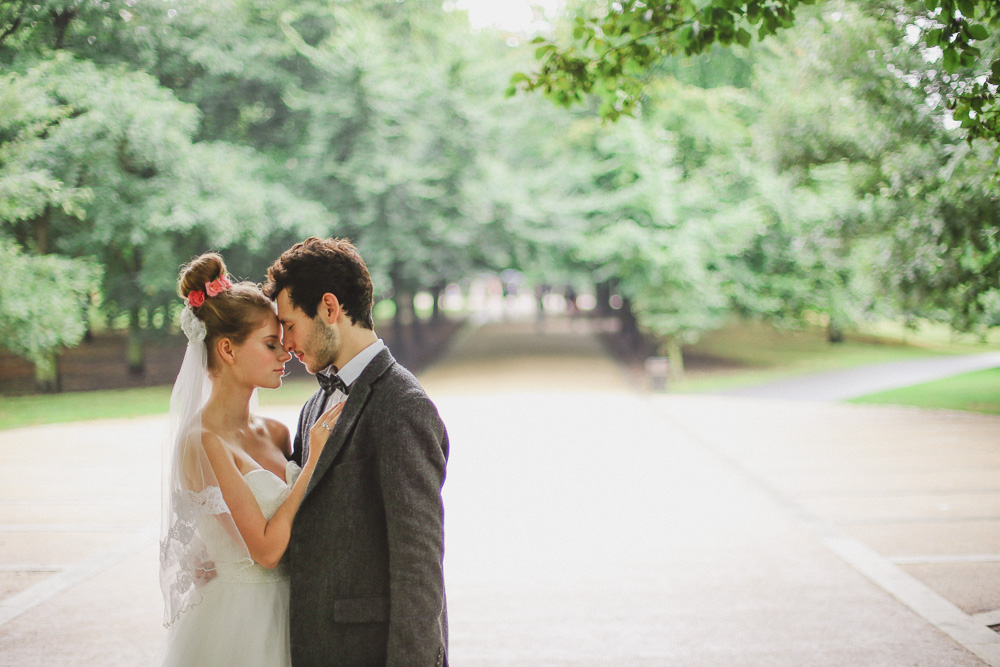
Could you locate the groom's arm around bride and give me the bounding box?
[265,237,449,667]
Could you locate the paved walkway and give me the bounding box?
[1,316,999,665]
[718,351,1000,401]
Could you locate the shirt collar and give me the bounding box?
[328,338,385,388]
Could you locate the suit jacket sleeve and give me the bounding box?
[377,393,449,665]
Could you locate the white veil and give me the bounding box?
[159,306,255,627]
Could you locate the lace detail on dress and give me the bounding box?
[160,486,229,560]
[161,462,301,625]
[160,484,249,626]
[180,485,229,515]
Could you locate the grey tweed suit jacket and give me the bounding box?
[288,348,448,667]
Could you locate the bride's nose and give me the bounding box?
[278,345,292,362]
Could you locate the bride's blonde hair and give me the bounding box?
[177,252,274,370]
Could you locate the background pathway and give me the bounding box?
[1,316,999,665]
[716,350,1000,401]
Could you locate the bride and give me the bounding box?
[157,252,342,666]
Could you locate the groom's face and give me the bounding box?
[276,289,339,374]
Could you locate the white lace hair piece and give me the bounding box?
[180,305,207,343]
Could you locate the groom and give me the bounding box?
[264,237,449,667]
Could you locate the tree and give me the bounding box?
[0,242,100,391]
[511,0,1000,151]
[562,76,761,375]
[749,2,1000,335]
[1,54,333,375]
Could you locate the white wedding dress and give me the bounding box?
[159,460,301,667]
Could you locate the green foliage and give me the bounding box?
[513,0,1000,150]
[1,50,334,323]
[2,0,997,395]
[0,241,100,388]
[510,0,819,119]
[758,3,1000,335]
[0,61,93,223]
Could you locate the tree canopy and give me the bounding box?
[1,0,997,390]
[512,0,1000,146]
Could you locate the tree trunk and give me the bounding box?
[51,7,77,50]
[127,307,145,376]
[827,320,844,344]
[82,291,94,342]
[619,297,640,354]
[404,292,423,345]
[34,350,61,393]
[665,338,685,381]
[34,206,50,254]
[392,297,408,356]
[595,280,612,317]
[429,284,444,323]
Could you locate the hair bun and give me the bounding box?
[178,252,227,299]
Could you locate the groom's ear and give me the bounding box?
[319,293,341,324]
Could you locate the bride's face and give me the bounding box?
[233,313,292,389]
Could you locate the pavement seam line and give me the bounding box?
[823,533,1000,666]
[0,524,158,628]
[644,397,1000,667]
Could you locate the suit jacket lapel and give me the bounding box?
[298,390,326,464]
[305,348,396,497]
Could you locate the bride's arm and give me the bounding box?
[201,402,344,569]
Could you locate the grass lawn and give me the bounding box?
[0,386,174,430]
[0,378,320,431]
[848,367,1000,415]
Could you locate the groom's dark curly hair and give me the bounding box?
[264,237,375,330]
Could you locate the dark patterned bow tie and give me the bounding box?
[317,371,348,397]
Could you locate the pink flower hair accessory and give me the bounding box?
[205,274,232,297]
[187,290,206,308]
